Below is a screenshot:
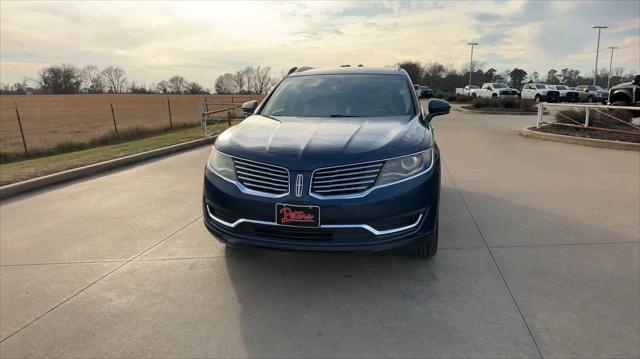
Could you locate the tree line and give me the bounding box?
[0,64,212,95]
[1,61,636,96]
[398,60,636,92]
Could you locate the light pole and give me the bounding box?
[607,46,618,89]
[592,25,607,86]
[467,42,478,88]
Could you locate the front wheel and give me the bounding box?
[492,93,497,98]
[534,94,541,103]
[405,220,438,258]
[588,95,595,103]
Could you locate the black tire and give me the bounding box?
[471,93,477,98]
[492,93,497,98]
[588,95,595,103]
[534,94,541,103]
[405,219,438,258]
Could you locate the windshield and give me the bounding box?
[587,85,605,91]
[535,85,546,89]
[493,83,507,88]
[555,85,568,90]
[262,74,414,117]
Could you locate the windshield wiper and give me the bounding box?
[329,114,361,117]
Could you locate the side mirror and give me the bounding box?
[426,99,450,121]
[241,100,258,117]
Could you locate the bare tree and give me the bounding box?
[233,71,246,93]
[101,66,127,93]
[168,75,186,94]
[243,67,257,94]
[253,66,274,94]
[37,64,82,94]
[81,65,104,93]
[185,81,206,94]
[156,80,170,94]
[214,73,237,94]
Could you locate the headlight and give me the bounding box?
[207,148,236,181]
[375,149,433,186]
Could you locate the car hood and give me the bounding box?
[611,81,637,90]
[214,115,431,171]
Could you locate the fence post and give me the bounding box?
[231,96,235,119]
[14,105,28,154]
[227,111,232,127]
[585,107,590,128]
[536,101,543,129]
[199,101,207,137]
[167,97,173,129]
[110,104,120,140]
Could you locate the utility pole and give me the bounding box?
[467,42,478,88]
[607,46,618,89]
[592,25,607,86]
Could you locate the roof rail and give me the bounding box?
[296,66,314,73]
[393,64,401,71]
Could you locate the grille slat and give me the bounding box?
[313,179,375,189]
[311,161,384,196]
[313,173,378,184]
[234,164,289,179]
[314,185,370,193]
[233,158,289,195]
[236,170,289,184]
[313,163,383,175]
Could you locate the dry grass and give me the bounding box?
[0,94,263,153]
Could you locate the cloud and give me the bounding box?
[1,0,638,85]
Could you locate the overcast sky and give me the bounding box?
[1,0,638,87]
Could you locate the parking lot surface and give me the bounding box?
[1,106,638,358]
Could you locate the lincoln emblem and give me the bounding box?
[295,174,303,197]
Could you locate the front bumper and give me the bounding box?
[202,153,440,253]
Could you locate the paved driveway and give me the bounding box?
[1,108,638,358]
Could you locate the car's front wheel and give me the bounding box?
[405,219,438,258]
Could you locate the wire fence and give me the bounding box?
[0,94,263,154]
[535,102,640,136]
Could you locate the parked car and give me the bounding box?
[413,84,434,98]
[608,75,640,117]
[203,66,450,258]
[520,83,560,103]
[419,85,434,98]
[549,85,579,103]
[575,85,608,103]
[455,85,481,97]
[477,83,519,98]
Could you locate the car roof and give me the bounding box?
[288,67,405,77]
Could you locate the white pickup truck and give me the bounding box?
[455,85,481,97]
[477,83,519,98]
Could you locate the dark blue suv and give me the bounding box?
[203,66,450,257]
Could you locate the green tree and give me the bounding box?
[399,61,424,84]
[509,68,528,89]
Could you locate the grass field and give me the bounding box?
[0,121,239,185]
[0,94,263,154]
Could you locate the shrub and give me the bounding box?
[471,97,535,110]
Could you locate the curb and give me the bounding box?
[519,127,640,152]
[455,107,548,115]
[0,136,217,200]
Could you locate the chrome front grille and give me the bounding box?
[233,158,289,195]
[311,161,384,196]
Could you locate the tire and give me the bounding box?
[588,95,595,103]
[492,93,497,98]
[534,94,541,103]
[405,219,438,258]
[471,93,477,98]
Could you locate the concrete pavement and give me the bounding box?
[1,107,638,358]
